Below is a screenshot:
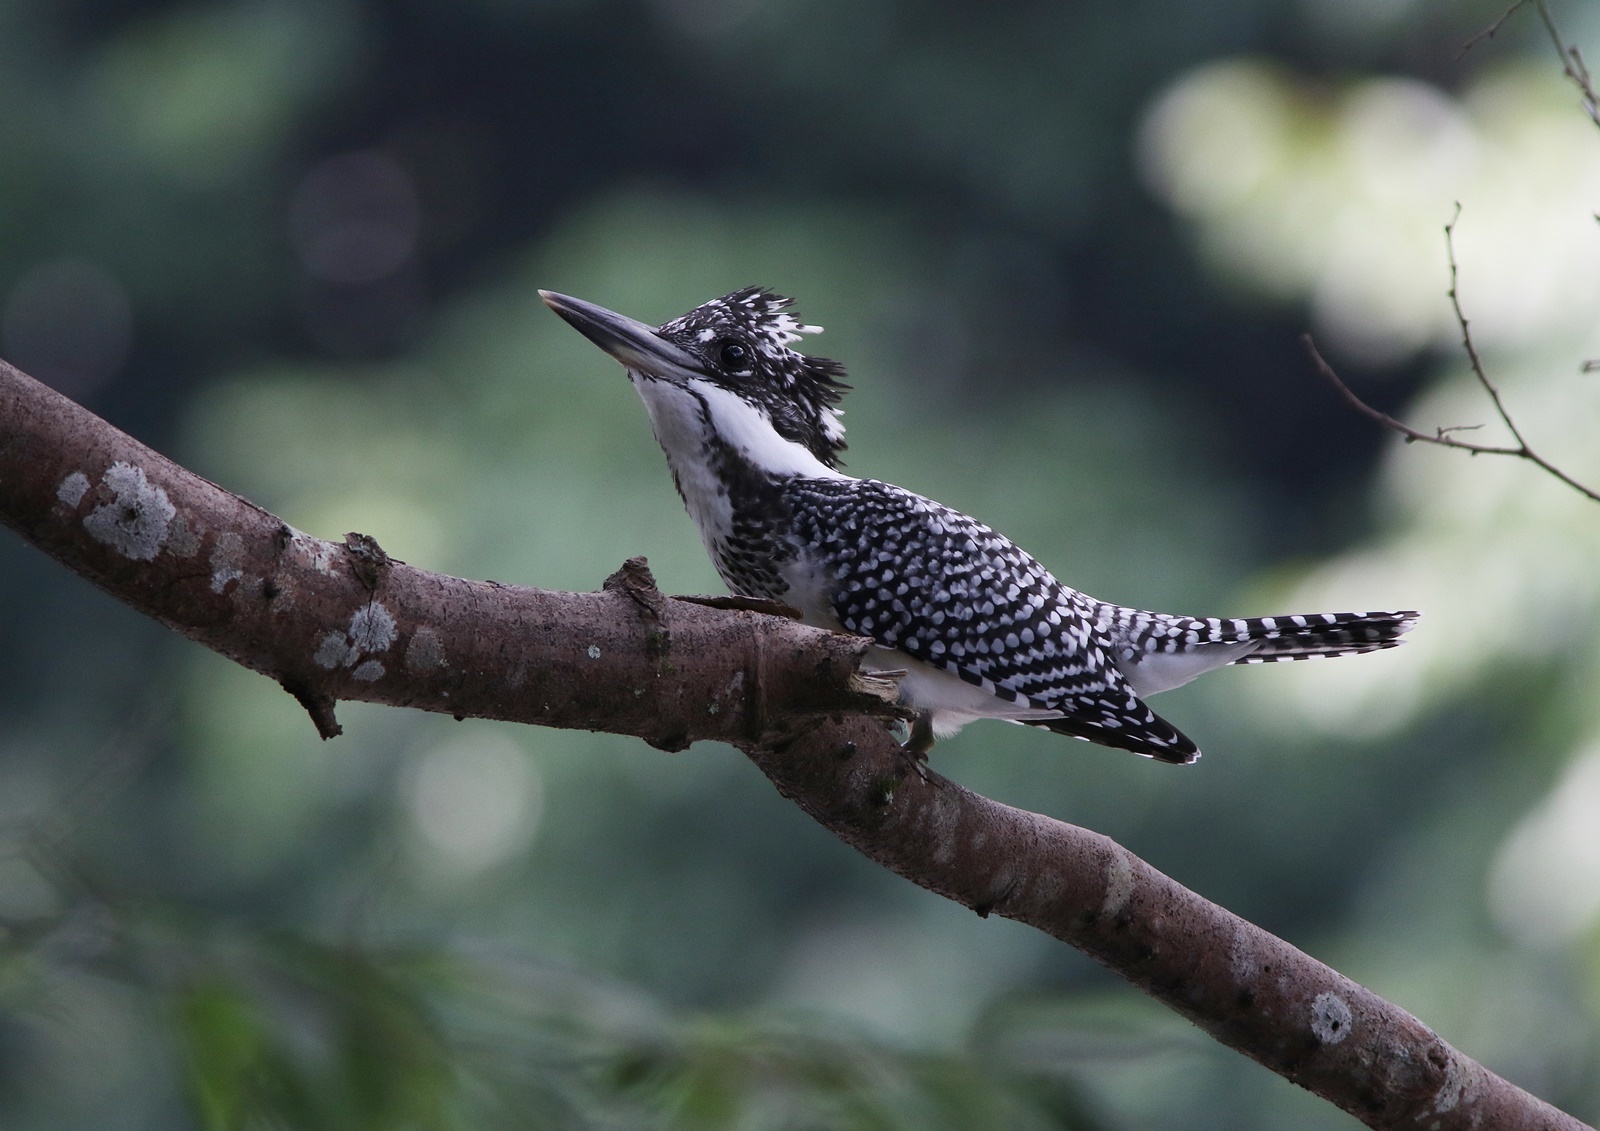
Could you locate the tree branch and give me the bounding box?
[0,359,904,747]
[1303,209,1600,506]
[0,358,1587,1131]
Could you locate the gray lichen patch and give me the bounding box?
[288,528,338,574]
[314,602,399,673]
[56,471,90,508]
[352,659,385,681]
[922,801,959,866]
[1309,991,1352,1045]
[82,462,175,561]
[1227,924,1261,984]
[315,632,354,669]
[1101,849,1135,919]
[165,513,201,558]
[1429,1054,1474,1115]
[210,532,246,593]
[405,625,445,671]
[349,604,397,653]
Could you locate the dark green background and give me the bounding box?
[0,1,1596,1127]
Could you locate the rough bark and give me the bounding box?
[0,359,902,745]
[0,358,1587,1131]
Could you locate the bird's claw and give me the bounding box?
[899,713,936,784]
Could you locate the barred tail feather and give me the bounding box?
[1229,609,1420,665]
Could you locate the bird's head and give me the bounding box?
[540,287,849,469]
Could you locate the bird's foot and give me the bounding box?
[899,713,936,784]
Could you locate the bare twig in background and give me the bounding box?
[1536,0,1600,127]
[1460,0,1532,58]
[1465,0,1593,123]
[1305,209,1600,505]
[0,358,1589,1131]
[1340,5,1600,493]
[1461,0,1599,130]
[1304,334,1599,504]
[1460,0,1600,278]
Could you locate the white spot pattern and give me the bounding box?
[57,471,90,508]
[314,602,398,677]
[81,462,175,561]
[561,287,1420,761]
[1309,991,1352,1045]
[210,531,245,593]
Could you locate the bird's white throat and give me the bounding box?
[631,373,848,485]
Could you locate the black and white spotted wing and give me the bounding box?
[782,477,1200,762]
[541,285,1420,763]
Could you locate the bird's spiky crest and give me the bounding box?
[656,287,850,467]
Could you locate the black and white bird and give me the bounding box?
[541,286,1418,763]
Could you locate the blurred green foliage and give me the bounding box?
[1,0,1599,1127]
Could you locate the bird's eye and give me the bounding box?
[718,340,751,369]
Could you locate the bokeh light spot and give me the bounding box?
[2,259,133,398]
[290,151,422,284]
[405,733,543,874]
[1489,742,1600,949]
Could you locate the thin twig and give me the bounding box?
[1460,0,1531,58]
[1304,335,1510,454]
[1304,207,1600,506]
[1444,205,1530,450]
[1460,2,1598,128]
[1388,5,1600,501]
[1305,202,1600,505]
[1304,332,1600,504]
[1536,0,1600,128]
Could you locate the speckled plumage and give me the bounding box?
[541,286,1420,763]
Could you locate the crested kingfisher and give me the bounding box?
[541,286,1417,762]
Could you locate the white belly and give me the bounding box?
[861,646,1064,738]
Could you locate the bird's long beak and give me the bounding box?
[539,290,705,379]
